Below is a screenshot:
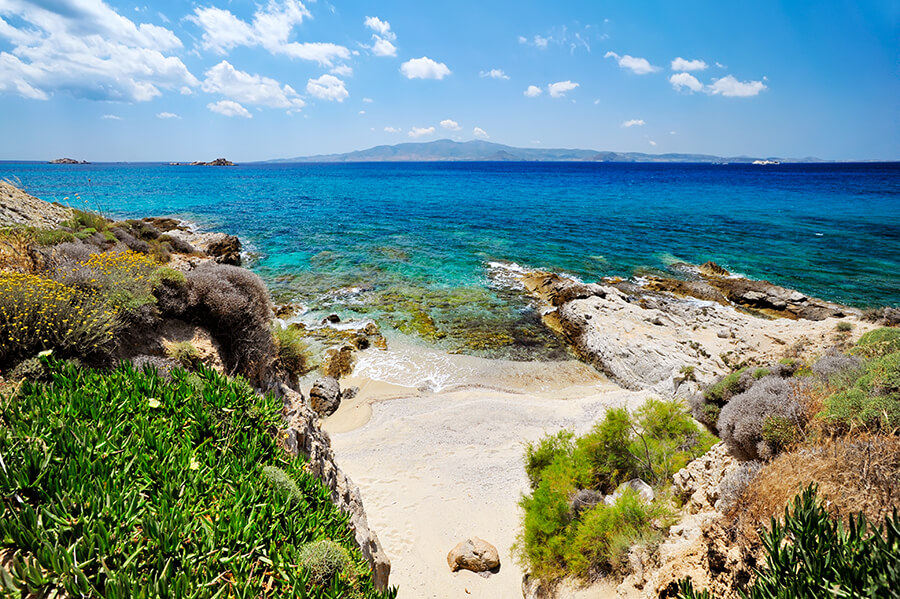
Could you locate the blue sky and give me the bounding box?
[0,0,897,161]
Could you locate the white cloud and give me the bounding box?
[518,27,591,53]
[358,110,365,115]
[622,119,645,128]
[480,68,509,80]
[524,85,543,97]
[202,61,304,110]
[671,57,708,72]
[102,114,122,120]
[408,126,435,138]
[669,72,703,93]
[604,51,660,75]
[400,56,451,80]
[440,119,461,130]
[548,80,579,98]
[180,86,193,95]
[0,0,197,102]
[649,140,657,146]
[330,64,352,77]
[363,97,374,103]
[707,74,766,97]
[364,16,395,40]
[371,37,397,57]
[384,126,400,133]
[189,1,350,66]
[207,100,252,118]
[156,112,180,119]
[533,35,549,49]
[306,74,348,102]
[473,127,489,139]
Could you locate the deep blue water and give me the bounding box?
[3,161,898,357]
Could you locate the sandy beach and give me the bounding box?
[323,341,653,598]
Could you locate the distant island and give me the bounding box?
[169,158,236,166]
[262,139,825,164]
[49,158,90,164]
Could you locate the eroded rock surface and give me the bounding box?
[0,180,73,229]
[310,377,342,417]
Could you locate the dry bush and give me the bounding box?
[811,352,863,382]
[184,262,275,382]
[717,376,806,461]
[727,434,900,543]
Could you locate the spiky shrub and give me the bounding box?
[0,272,118,367]
[298,539,354,586]
[185,262,276,382]
[717,376,805,461]
[0,359,395,599]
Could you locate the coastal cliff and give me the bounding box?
[0,182,391,593]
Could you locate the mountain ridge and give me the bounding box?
[261,139,825,164]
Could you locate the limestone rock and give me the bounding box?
[447,537,500,573]
[605,478,654,505]
[673,442,738,513]
[310,377,342,417]
[273,381,390,590]
[323,345,354,378]
[0,180,73,229]
[205,234,241,265]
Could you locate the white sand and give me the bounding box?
[323,342,653,598]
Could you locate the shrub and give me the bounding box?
[821,351,900,431]
[717,460,764,510]
[0,360,393,598]
[717,376,805,461]
[158,233,195,254]
[853,327,900,358]
[165,341,201,368]
[517,398,713,579]
[692,367,752,433]
[811,352,863,382]
[7,356,51,382]
[836,321,854,332]
[274,326,315,377]
[63,208,108,232]
[262,464,307,507]
[298,539,354,586]
[525,430,575,490]
[185,262,275,382]
[0,272,118,367]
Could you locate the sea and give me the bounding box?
[3,161,899,364]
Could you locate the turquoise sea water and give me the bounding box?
[3,161,898,358]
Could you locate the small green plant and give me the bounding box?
[836,321,854,333]
[274,326,314,376]
[679,365,697,381]
[165,341,201,368]
[753,367,771,379]
[262,464,307,507]
[298,539,354,586]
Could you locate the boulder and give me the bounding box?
[447,537,500,573]
[605,478,654,505]
[205,234,241,265]
[309,377,342,417]
[323,345,354,378]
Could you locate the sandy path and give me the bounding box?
[324,348,652,599]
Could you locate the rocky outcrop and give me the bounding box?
[309,377,342,417]
[0,181,73,229]
[513,265,870,394]
[49,158,89,164]
[274,381,391,590]
[673,442,739,513]
[190,158,235,166]
[165,229,242,266]
[447,537,500,573]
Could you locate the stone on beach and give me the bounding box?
[447,537,500,573]
[310,376,342,417]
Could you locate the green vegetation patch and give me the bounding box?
[853,327,900,358]
[677,485,900,599]
[517,398,716,579]
[821,350,900,430]
[0,359,395,598]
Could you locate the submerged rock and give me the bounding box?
[447,537,500,573]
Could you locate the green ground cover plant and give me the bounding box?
[517,398,716,579]
[0,358,395,598]
[677,485,900,599]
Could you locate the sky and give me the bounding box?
[0,0,898,162]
